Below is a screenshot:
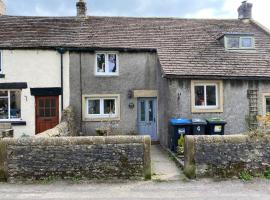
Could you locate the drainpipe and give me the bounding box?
[57,47,67,111]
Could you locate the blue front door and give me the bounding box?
[138,98,158,141]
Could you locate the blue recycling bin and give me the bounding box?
[169,118,192,152]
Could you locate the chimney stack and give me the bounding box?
[238,1,253,20]
[0,0,6,15]
[76,0,87,17]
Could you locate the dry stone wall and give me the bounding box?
[0,136,151,182]
[184,135,270,178]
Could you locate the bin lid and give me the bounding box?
[206,117,227,125]
[170,118,192,125]
[192,118,207,125]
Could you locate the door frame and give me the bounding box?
[35,95,60,134]
[137,97,158,141]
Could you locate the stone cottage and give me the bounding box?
[0,1,270,147]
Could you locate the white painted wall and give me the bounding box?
[0,50,70,137]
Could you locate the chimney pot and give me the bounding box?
[238,1,253,20]
[0,0,6,15]
[76,0,87,17]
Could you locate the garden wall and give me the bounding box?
[0,136,151,182]
[184,135,270,178]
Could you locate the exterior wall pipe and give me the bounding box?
[56,48,67,111]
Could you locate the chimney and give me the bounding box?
[76,0,87,17]
[238,1,253,20]
[0,0,6,15]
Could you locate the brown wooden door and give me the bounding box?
[35,96,59,134]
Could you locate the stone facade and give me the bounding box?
[184,135,270,178]
[160,79,270,146]
[0,136,151,182]
[70,52,160,136]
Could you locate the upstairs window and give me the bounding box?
[225,36,254,50]
[95,52,119,76]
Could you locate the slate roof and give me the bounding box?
[0,15,270,79]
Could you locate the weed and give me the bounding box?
[239,171,253,181]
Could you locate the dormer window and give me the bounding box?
[226,36,254,49]
[218,33,255,50]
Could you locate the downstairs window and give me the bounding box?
[83,94,120,121]
[191,81,223,113]
[0,90,21,120]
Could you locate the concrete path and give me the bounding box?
[151,145,183,181]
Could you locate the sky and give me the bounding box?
[3,0,270,28]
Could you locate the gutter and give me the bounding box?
[56,47,67,111]
[164,74,270,81]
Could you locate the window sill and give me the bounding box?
[83,117,120,122]
[0,121,26,126]
[192,108,223,113]
[0,74,5,78]
[95,74,119,77]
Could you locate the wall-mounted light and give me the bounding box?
[128,102,135,109]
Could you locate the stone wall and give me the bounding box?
[184,135,270,178]
[0,136,151,182]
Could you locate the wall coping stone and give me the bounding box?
[3,136,150,146]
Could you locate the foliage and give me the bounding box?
[96,116,119,136]
[239,171,253,181]
[177,135,185,155]
[257,113,270,129]
[264,168,270,180]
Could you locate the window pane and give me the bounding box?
[39,108,45,117]
[149,100,153,122]
[140,101,145,121]
[97,54,105,73]
[206,86,217,106]
[266,98,270,113]
[10,91,21,119]
[195,86,205,106]
[0,91,8,97]
[45,99,50,108]
[88,100,100,114]
[227,37,240,48]
[108,54,117,73]
[45,108,50,117]
[241,38,252,48]
[0,98,8,119]
[104,99,115,114]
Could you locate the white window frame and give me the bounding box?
[225,36,255,50]
[0,50,3,73]
[191,80,223,113]
[95,52,119,76]
[0,90,22,121]
[262,93,270,115]
[194,83,218,109]
[83,94,120,121]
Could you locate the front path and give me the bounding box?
[151,145,183,181]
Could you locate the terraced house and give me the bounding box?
[0,0,270,147]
